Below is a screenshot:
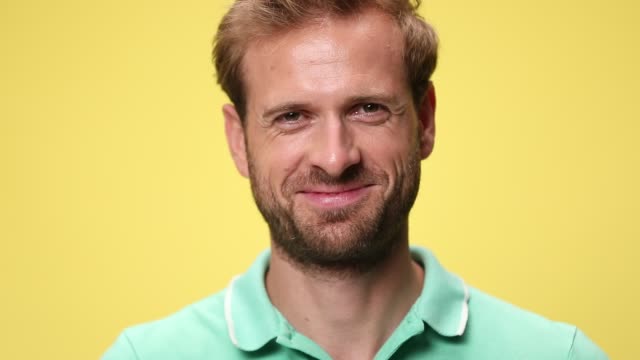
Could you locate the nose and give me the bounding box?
[308,116,361,178]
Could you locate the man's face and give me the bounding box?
[224,8,435,271]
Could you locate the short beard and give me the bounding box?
[247,147,421,277]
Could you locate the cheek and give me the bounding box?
[366,142,407,181]
[250,135,308,194]
[359,126,417,174]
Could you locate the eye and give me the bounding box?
[350,102,390,124]
[272,110,309,132]
[273,111,303,125]
[281,111,301,122]
[362,103,381,113]
[353,103,386,115]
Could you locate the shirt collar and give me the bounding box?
[224,246,470,351]
[411,246,470,337]
[223,250,279,351]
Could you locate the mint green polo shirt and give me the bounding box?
[103,247,608,359]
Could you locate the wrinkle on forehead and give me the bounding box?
[242,8,408,113]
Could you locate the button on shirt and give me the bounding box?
[103,247,608,360]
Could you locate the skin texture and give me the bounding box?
[223,7,436,360]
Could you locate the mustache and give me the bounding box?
[283,164,386,193]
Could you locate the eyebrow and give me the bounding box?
[260,93,406,119]
[345,93,404,108]
[261,102,312,119]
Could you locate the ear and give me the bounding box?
[223,104,249,178]
[418,81,436,159]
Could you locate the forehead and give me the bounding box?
[241,8,408,112]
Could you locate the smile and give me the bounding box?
[297,185,374,209]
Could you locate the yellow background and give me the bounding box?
[1,0,638,358]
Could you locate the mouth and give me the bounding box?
[297,184,375,209]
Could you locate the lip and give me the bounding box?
[297,184,374,209]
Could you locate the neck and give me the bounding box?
[265,226,424,360]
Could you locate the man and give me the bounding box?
[103,0,608,359]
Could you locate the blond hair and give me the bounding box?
[212,0,438,121]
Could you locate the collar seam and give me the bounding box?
[455,280,470,336]
[223,275,241,347]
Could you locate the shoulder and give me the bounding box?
[102,290,244,360]
[464,287,608,360]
